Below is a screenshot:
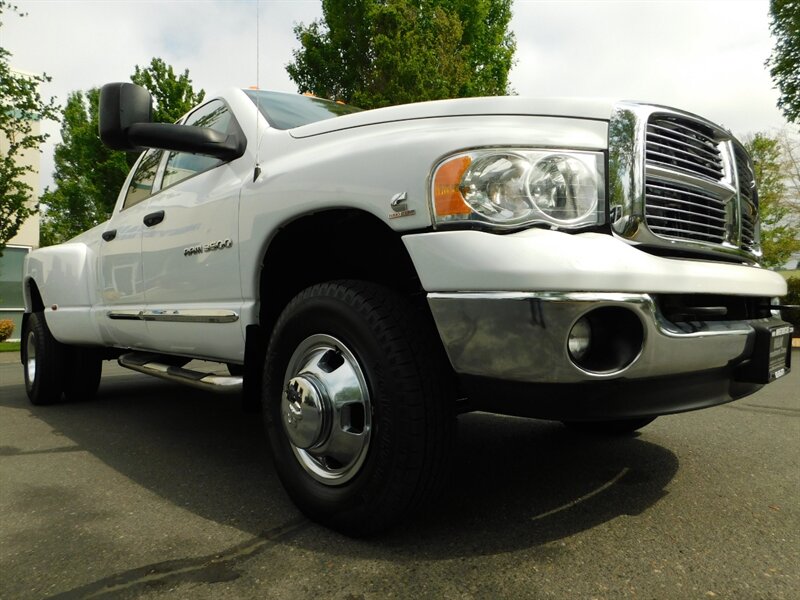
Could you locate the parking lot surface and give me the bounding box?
[1,351,798,599]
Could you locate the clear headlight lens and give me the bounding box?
[432,149,605,229]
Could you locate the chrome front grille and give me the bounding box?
[646,116,724,181]
[642,113,758,258]
[609,103,761,263]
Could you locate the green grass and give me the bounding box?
[0,341,20,353]
[777,270,799,280]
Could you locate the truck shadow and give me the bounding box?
[2,369,679,560]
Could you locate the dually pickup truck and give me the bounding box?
[21,82,793,535]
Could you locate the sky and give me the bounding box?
[0,0,792,193]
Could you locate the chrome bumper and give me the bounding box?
[428,292,784,384]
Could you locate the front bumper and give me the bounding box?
[428,292,787,384]
[428,292,791,419]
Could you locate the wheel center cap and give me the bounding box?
[282,376,326,449]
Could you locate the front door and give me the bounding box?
[139,99,248,362]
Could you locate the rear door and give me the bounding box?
[97,149,163,349]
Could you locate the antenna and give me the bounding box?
[254,0,262,182]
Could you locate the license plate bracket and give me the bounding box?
[736,323,793,384]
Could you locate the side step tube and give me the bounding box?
[118,353,243,394]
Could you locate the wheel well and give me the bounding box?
[27,279,45,313]
[259,210,424,339]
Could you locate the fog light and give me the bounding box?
[568,317,592,360]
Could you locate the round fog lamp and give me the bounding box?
[568,317,592,361]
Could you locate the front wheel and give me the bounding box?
[263,281,455,536]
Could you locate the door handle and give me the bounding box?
[101,229,117,242]
[143,210,165,227]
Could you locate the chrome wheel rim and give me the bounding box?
[25,330,37,386]
[281,334,372,485]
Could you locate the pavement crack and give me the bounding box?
[45,517,309,599]
[0,445,81,457]
[723,404,800,417]
[531,467,630,522]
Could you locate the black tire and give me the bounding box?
[227,363,244,376]
[562,417,656,436]
[263,280,455,536]
[63,348,103,402]
[22,312,66,405]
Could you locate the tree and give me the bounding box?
[131,57,205,124]
[39,89,129,246]
[745,132,800,269]
[767,0,800,124]
[286,0,515,110]
[39,59,205,245]
[0,1,58,253]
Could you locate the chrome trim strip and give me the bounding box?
[108,309,239,323]
[107,310,142,321]
[428,291,781,384]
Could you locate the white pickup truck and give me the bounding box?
[21,83,792,535]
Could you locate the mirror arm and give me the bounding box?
[126,123,245,161]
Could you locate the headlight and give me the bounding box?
[432,149,605,229]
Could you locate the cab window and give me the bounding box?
[122,149,162,210]
[162,100,233,189]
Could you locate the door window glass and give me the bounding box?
[122,149,162,210]
[162,100,233,189]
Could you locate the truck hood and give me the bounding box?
[289,96,617,139]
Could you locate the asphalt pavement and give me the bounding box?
[0,350,798,599]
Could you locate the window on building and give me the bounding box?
[0,246,31,341]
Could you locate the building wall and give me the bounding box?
[0,70,41,342]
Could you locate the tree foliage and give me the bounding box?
[286,0,515,110]
[767,0,800,124]
[131,57,205,124]
[745,132,800,269]
[39,58,204,245]
[0,1,58,253]
[38,89,129,245]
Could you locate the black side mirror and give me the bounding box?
[98,82,246,161]
[99,82,153,150]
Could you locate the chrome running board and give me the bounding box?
[118,352,242,394]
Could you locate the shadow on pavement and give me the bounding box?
[1,370,679,560]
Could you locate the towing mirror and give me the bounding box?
[98,82,245,161]
[99,82,153,151]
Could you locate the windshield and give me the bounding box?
[243,89,361,130]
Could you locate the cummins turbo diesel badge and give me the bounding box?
[184,239,233,256]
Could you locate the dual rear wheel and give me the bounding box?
[22,312,103,405]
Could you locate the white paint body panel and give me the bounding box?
[403,229,788,296]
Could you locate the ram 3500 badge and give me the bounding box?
[20,82,792,535]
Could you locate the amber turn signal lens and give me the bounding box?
[433,156,472,216]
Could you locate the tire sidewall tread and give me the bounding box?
[263,280,454,536]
